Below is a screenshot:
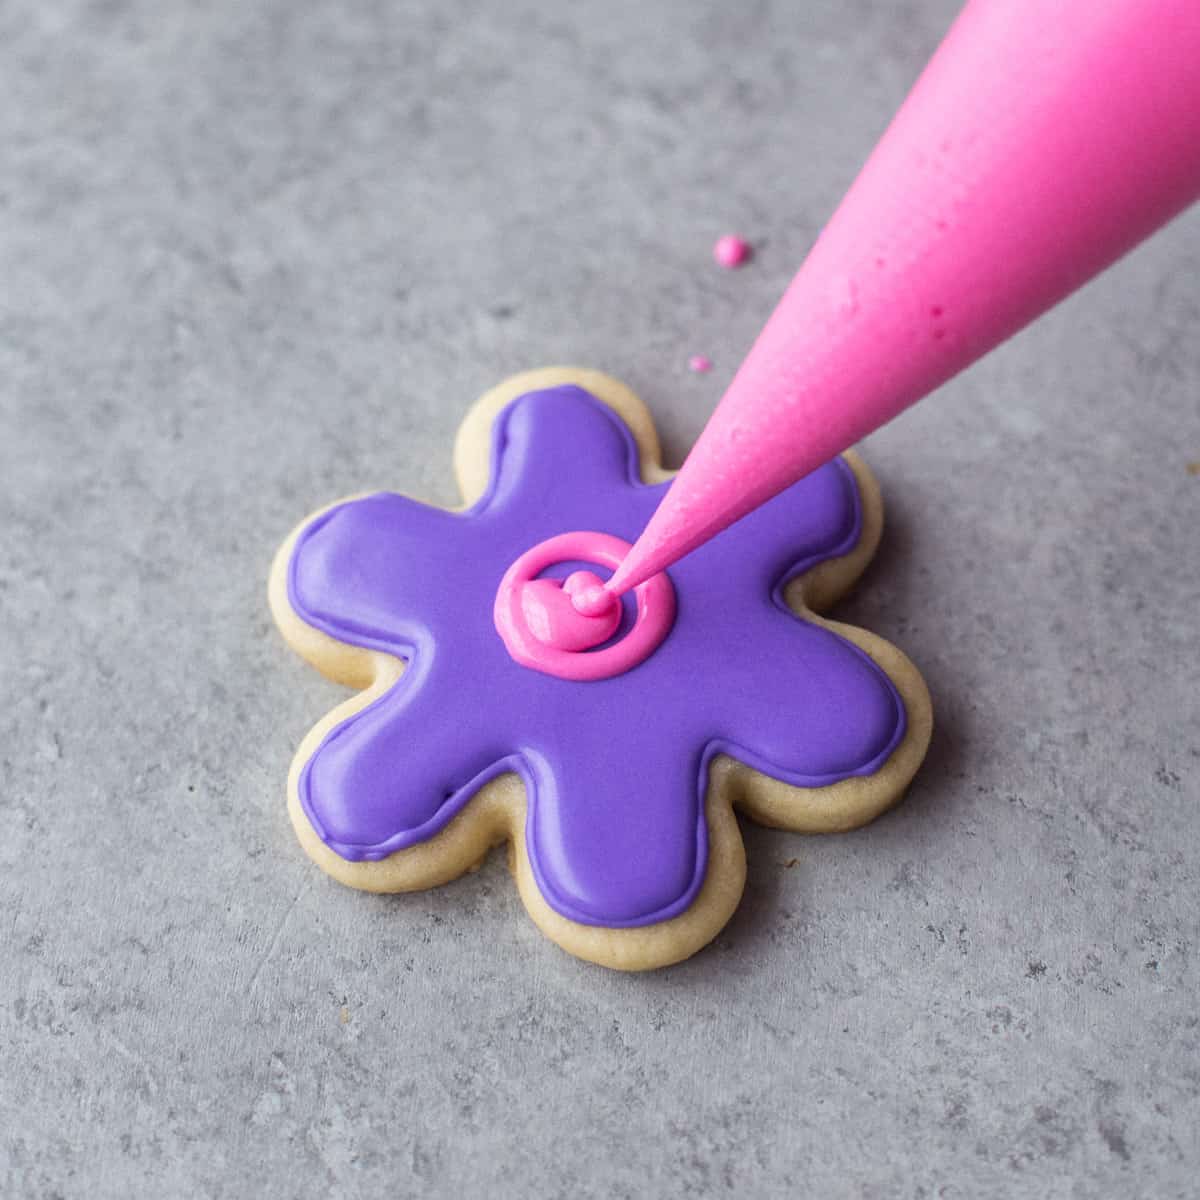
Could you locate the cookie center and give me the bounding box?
[493,531,675,681]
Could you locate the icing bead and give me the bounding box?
[713,234,751,268]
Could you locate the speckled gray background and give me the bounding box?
[2,1,1198,1197]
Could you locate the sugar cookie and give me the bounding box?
[269,369,932,970]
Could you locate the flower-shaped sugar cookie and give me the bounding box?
[269,369,931,970]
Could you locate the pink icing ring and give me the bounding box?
[494,531,676,681]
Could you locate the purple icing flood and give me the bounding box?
[287,386,906,928]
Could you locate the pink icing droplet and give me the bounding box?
[713,234,751,268]
[688,354,712,374]
[563,570,617,618]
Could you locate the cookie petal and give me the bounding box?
[288,494,469,655]
[520,731,708,928]
[682,456,863,599]
[484,386,648,516]
[708,611,907,784]
[296,658,514,860]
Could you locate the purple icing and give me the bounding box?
[287,386,906,928]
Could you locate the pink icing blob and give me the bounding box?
[688,354,713,374]
[713,235,750,268]
[520,574,620,652]
[494,532,675,681]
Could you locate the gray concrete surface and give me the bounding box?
[2,1,1199,1196]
